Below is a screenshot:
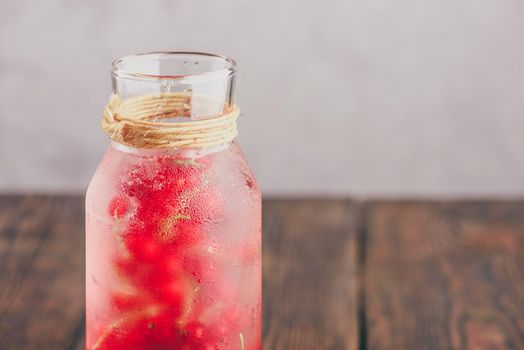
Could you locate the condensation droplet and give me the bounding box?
[161,80,172,92]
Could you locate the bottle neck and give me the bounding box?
[104,52,240,151]
[111,139,235,158]
[111,52,236,120]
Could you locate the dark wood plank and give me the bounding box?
[262,199,359,350]
[364,201,524,350]
[0,195,85,350]
[0,196,359,350]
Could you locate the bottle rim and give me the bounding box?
[111,51,237,83]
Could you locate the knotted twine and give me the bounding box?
[101,91,240,149]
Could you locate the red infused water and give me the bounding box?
[86,142,261,349]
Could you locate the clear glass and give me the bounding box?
[86,52,261,350]
[111,52,237,119]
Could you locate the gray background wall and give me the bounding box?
[1,0,523,197]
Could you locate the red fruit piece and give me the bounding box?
[91,305,188,350]
[186,321,207,343]
[145,313,185,348]
[111,292,143,312]
[103,153,222,349]
[172,163,201,189]
[155,213,200,245]
[108,196,128,218]
[125,232,163,262]
[157,273,200,323]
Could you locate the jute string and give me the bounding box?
[101,91,240,149]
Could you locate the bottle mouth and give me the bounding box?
[111,51,237,83]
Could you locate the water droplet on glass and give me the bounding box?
[161,80,172,92]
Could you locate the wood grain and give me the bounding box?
[0,196,85,350]
[2,196,524,350]
[262,199,359,350]
[363,201,524,350]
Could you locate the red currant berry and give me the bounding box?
[186,321,207,342]
[107,196,128,218]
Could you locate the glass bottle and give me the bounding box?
[86,52,261,350]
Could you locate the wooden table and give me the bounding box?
[0,196,523,349]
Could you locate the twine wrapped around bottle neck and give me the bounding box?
[101,91,240,149]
